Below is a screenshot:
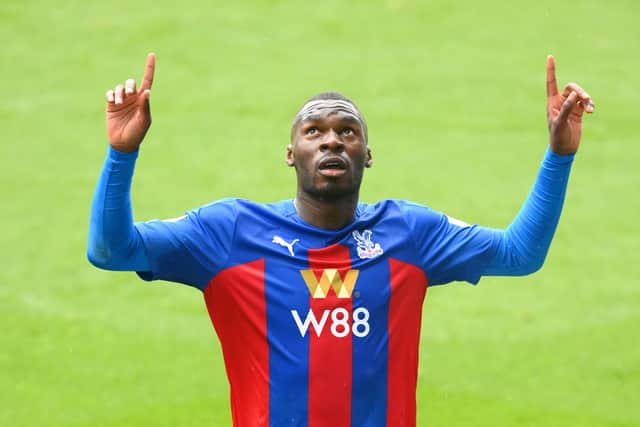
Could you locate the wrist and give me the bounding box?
[545,145,575,165]
[548,139,578,156]
[109,142,141,154]
[108,144,139,161]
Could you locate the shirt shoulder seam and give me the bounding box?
[393,200,431,286]
[202,199,240,292]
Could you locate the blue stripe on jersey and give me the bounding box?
[265,258,309,427]
[351,259,390,426]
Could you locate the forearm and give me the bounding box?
[87,146,150,271]
[483,147,574,276]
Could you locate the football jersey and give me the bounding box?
[135,198,499,427]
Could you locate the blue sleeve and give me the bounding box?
[87,146,150,272]
[400,147,574,285]
[87,146,236,291]
[134,199,237,290]
[399,201,500,286]
[482,147,574,276]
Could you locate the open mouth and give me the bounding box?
[318,157,348,171]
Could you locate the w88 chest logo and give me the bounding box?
[290,268,370,338]
[291,307,370,338]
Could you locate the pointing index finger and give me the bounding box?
[139,53,155,92]
[546,54,558,97]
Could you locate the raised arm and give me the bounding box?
[483,55,594,276]
[87,54,156,270]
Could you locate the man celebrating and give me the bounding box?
[88,53,593,427]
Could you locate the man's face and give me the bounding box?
[287,109,372,200]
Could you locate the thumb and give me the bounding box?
[557,91,578,123]
[140,89,151,116]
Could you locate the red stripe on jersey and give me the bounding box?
[307,245,353,427]
[387,259,428,427]
[204,259,269,427]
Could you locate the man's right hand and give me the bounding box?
[105,53,156,153]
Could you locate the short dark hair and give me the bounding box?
[290,91,368,143]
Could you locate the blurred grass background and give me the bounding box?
[1,0,638,425]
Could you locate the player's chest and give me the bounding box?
[227,226,416,322]
[208,223,426,343]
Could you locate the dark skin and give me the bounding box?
[286,112,372,229]
[546,55,594,154]
[105,53,155,153]
[105,54,593,228]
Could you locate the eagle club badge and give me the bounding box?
[352,230,384,259]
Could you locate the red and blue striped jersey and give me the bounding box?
[135,198,499,426]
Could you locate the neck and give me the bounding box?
[294,191,359,230]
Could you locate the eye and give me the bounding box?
[341,127,354,136]
[305,127,318,136]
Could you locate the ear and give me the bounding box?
[365,147,373,168]
[286,144,295,166]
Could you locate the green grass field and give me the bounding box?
[1,0,639,425]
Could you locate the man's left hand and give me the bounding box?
[546,55,594,155]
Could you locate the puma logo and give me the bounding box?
[272,235,300,257]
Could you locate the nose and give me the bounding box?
[320,129,344,152]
